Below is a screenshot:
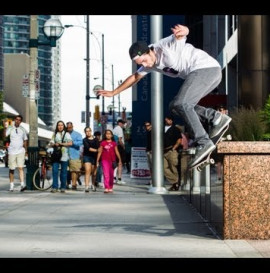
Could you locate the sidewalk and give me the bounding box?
[0,164,270,258]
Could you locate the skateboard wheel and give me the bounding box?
[209,158,215,164]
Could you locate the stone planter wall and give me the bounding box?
[217,141,270,239]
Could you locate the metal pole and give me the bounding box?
[102,33,105,114]
[29,16,39,147]
[86,15,90,127]
[27,15,40,190]
[101,33,105,133]
[111,64,115,128]
[118,80,122,116]
[225,15,228,95]
[148,15,167,194]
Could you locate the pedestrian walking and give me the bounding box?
[96,130,122,194]
[4,115,28,192]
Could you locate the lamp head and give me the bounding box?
[43,18,64,40]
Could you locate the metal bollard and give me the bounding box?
[26,146,39,190]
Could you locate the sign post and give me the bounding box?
[22,74,29,98]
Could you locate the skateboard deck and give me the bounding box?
[189,125,229,172]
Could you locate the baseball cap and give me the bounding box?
[117,119,126,124]
[129,41,149,60]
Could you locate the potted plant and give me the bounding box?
[227,106,267,141]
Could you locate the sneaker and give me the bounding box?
[60,188,66,193]
[189,141,216,168]
[20,186,27,192]
[85,188,89,193]
[92,185,96,192]
[71,186,77,191]
[116,179,126,185]
[51,188,57,193]
[9,188,14,192]
[210,115,232,138]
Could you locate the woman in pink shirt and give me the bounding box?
[96,130,122,193]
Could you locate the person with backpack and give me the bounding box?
[48,120,73,193]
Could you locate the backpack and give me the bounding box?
[50,131,66,163]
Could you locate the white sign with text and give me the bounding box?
[130,147,151,179]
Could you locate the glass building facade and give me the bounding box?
[3,15,57,128]
[0,16,4,92]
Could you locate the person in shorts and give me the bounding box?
[83,127,100,192]
[5,115,28,192]
[66,122,83,190]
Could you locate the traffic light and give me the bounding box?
[94,105,100,121]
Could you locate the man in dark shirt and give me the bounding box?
[164,114,182,191]
[144,121,152,178]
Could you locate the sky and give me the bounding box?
[60,15,132,135]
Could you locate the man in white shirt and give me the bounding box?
[5,115,28,192]
[112,119,126,185]
[97,24,231,168]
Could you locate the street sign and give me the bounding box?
[22,74,29,97]
[35,80,40,92]
[35,69,40,80]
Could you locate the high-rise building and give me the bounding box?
[0,16,4,92]
[3,15,61,129]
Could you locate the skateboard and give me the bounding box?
[189,125,229,172]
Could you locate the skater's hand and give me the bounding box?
[97,89,115,97]
[171,24,189,39]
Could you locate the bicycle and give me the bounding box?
[33,150,53,190]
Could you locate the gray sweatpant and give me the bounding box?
[169,67,222,146]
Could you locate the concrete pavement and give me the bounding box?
[0,163,270,258]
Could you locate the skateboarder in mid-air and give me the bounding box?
[97,24,232,168]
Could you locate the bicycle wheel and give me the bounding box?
[33,165,53,191]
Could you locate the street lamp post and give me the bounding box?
[93,62,115,127]
[111,64,115,128]
[101,33,105,115]
[86,15,90,127]
[90,31,105,133]
[64,20,101,128]
[118,80,122,116]
[27,16,64,190]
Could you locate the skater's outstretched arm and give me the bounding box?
[97,72,144,98]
